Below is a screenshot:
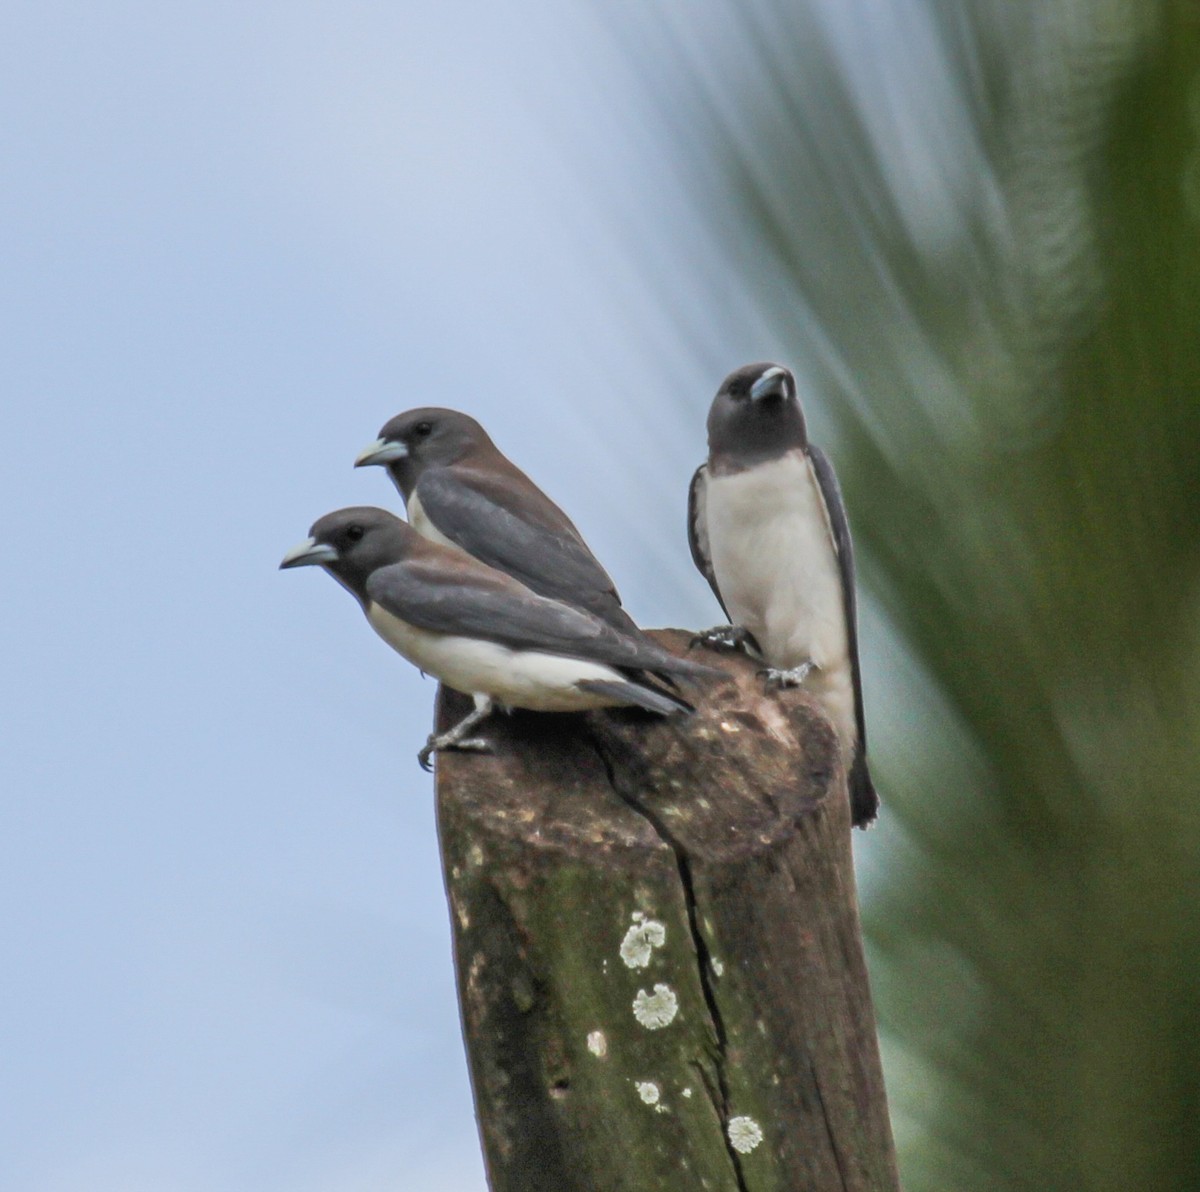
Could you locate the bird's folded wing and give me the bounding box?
[807,444,867,751]
[414,467,623,610]
[365,556,653,671]
[687,463,730,619]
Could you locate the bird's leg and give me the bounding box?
[759,660,816,689]
[418,694,495,772]
[691,623,757,654]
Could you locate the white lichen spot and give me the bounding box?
[468,844,484,867]
[682,1087,693,1098]
[620,918,666,969]
[633,983,678,1029]
[587,1030,607,1058]
[719,720,738,733]
[631,911,645,923]
[711,958,724,977]
[727,1116,764,1154]
[635,1081,660,1105]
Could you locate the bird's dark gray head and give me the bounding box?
[706,362,807,470]
[354,407,493,498]
[280,506,413,603]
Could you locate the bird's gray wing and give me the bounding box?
[413,467,633,628]
[366,556,691,677]
[808,445,867,754]
[687,463,730,619]
[809,445,877,826]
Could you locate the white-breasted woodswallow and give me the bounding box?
[688,363,878,827]
[282,507,716,770]
[355,408,641,634]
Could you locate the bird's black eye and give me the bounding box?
[345,525,365,543]
[414,421,433,437]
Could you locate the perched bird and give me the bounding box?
[354,408,641,633]
[281,507,715,770]
[688,363,878,827]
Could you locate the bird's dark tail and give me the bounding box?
[655,652,726,687]
[578,679,694,717]
[598,601,648,637]
[620,640,725,690]
[588,607,728,689]
[849,751,879,829]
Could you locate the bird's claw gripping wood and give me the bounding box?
[759,660,815,689]
[690,623,756,653]
[418,732,494,772]
[418,696,496,771]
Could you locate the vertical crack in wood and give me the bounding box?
[810,1055,852,1192]
[587,732,752,1192]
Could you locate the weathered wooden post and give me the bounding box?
[434,630,898,1191]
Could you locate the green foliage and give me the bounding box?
[639,2,1200,1187]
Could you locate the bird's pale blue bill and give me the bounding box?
[279,537,340,569]
[354,438,409,467]
[749,367,789,401]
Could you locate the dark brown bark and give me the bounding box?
[434,629,898,1192]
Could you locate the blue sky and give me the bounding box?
[0,3,931,1187]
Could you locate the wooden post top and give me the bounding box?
[435,629,898,1192]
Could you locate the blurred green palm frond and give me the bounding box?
[621,2,1200,1188]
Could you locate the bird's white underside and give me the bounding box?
[703,450,857,749]
[365,602,631,711]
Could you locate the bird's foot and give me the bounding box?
[691,624,755,654]
[417,732,493,772]
[417,696,495,771]
[759,661,815,689]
